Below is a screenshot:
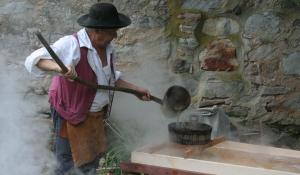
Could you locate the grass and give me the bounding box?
[97,119,145,175]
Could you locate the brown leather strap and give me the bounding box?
[59,120,68,138]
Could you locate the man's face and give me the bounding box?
[88,28,118,48]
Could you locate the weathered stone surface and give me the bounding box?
[172,59,190,73]
[202,17,240,36]
[202,79,244,98]
[248,98,270,119]
[177,12,201,21]
[244,62,259,76]
[116,28,164,45]
[232,4,242,15]
[0,1,34,15]
[282,52,300,76]
[166,0,300,147]
[278,115,300,126]
[179,24,196,34]
[279,0,300,9]
[259,60,280,85]
[226,105,250,118]
[244,12,280,41]
[293,19,300,28]
[288,28,300,48]
[178,36,199,49]
[248,75,262,85]
[265,99,281,112]
[199,39,238,71]
[283,95,300,112]
[181,0,235,13]
[264,111,300,137]
[176,47,194,57]
[182,0,225,10]
[247,44,275,61]
[135,16,162,28]
[272,134,300,150]
[198,99,226,108]
[261,86,290,96]
[183,78,201,96]
[261,110,285,121]
[116,28,171,73]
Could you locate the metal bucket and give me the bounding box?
[168,122,212,145]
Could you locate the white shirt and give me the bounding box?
[25,28,122,112]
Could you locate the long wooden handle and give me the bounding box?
[36,32,69,73]
[35,32,163,104]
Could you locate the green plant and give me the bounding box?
[97,119,145,175]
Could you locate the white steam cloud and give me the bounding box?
[110,31,180,148]
[0,51,55,175]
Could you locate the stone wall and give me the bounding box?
[1,0,300,149]
[167,0,300,148]
[0,0,169,112]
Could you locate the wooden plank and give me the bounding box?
[120,162,213,175]
[131,142,300,175]
[215,141,300,159]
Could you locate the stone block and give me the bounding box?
[247,44,275,61]
[283,95,300,112]
[202,80,244,98]
[198,99,226,108]
[176,47,194,57]
[171,59,191,73]
[282,52,300,76]
[199,39,238,71]
[179,24,196,34]
[177,12,201,21]
[226,106,250,118]
[244,12,280,41]
[178,37,199,49]
[181,0,233,13]
[202,17,240,36]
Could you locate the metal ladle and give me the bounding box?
[35,32,191,115]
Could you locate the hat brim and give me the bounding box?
[77,13,131,29]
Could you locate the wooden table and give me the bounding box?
[123,141,300,175]
[120,162,212,175]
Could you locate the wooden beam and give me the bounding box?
[120,162,213,175]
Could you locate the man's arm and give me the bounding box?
[25,35,78,76]
[36,59,77,80]
[36,59,61,73]
[115,79,150,101]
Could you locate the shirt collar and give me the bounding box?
[77,28,113,53]
[77,28,93,49]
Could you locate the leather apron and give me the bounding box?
[66,111,107,167]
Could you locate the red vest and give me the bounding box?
[48,34,97,124]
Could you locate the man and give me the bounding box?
[25,3,150,175]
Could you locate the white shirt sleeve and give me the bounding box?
[24,35,80,77]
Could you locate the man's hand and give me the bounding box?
[63,65,77,81]
[56,64,77,81]
[135,87,151,101]
[115,79,152,101]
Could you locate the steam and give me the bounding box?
[110,29,178,147]
[0,51,55,175]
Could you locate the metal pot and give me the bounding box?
[161,86,191,117]
[168,122,212,145]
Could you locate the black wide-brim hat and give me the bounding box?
[77,3,131,29]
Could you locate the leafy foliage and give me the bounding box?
[97,119,145,175]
